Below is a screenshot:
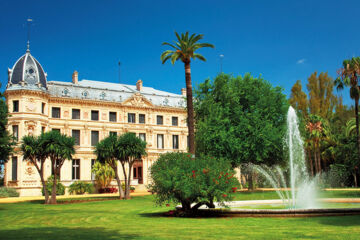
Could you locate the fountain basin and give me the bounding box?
[176,199,360,217]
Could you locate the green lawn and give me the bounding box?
[1,191,360,240]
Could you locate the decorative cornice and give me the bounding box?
[4,89,49,99]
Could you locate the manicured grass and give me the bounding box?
[1,191,360,240]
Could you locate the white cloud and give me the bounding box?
[296,58,306,64]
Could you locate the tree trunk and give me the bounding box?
[33,160,49,204]
[114,165,124,199]
[355,98,360,165]
[120,162,128,198]
[353,172,358,188]
[317,142,322,174]
[184,61,195,155]
[248,173,255,191]
[307,149,314,177]
[181,200,191,211]
[50,162,57,204]
[126,162,133,199]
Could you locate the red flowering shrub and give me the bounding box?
[98,187,118,193]
[148,152,240,213]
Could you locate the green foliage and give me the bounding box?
[149,152,240,211]
[42,176,65,196]
[0,85,15,164]
[68,181,94,195]
[0,187,19,197]
[194,73,288,167]
[91,161,115,189]
[324,164,351,188]
[160,31,214,64]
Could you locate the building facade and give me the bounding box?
[4,48,188,196]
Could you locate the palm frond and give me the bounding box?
[193,53,206,61]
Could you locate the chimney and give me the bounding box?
[181,88,186,96]
[72,71,78,84]
[136,79,143,91]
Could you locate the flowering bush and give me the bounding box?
[148,152,240,212]
[98,187,118,193]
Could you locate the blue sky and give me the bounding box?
[1,0,359,105]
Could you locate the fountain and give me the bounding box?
[192,107,360,217]
[251,106,318,209]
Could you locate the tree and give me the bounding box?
[289,80,308,118]
[194,73,288,189]
[95,135,125,199]
[91,162,115,189]
[161,32,214,155]
[149,152,240,213]
[20,134,49,204]
[335,57,360,163]
[307,72,337,119]
[117,133,146,199]
[0,85,15,165]
[42,131,75,204]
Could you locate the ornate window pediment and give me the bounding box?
[122,93,153,107]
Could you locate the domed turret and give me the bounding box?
[7,49,47,90]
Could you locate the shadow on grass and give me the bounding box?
[316,215,360,226]
[0,227,138,240]
[26,196,119,205]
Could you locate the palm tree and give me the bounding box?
[335,57,360,162]
[345,116,358,137]
[42,131,75,204]
[95,135,124,199]
[21,134,49,204]
[117,133,146,199]
[161,32,214,155]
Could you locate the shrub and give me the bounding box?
[148,152,240,212]
[92,162,115,189]
[121,183,135,191]
[98,187,118,193]
[42,176,65,196]
[69,181,95,195]
[0,187,19,197]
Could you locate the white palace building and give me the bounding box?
[3,47,188,196]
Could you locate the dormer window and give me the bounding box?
[82,91,89,98]
[62,88,70,96]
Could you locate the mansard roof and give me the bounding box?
[47,79,186,108]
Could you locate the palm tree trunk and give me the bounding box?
[126,162,133,199]
[184,61,195,155]
[51,162,57,204]
[355,98,360,165]
[114,165,124,199]
[317,142,321,174]
[307,149,314,177]
[120,162,128,199]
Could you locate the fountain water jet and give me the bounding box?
[251,106,318,209]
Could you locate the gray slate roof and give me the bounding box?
[47,80,186,108]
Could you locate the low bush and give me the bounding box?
[69,181,95,195]
[98,187,118,193]
[0,187,19,197]
[148,152,240,212]
[121,183,135,191]
[42,176,65,196]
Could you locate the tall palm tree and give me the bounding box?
[117,133,146,199]
[21,134,49,204]
[335,57,360,162]
[161,32,214,155]
[95,135,125,199]
[42,131,75,204]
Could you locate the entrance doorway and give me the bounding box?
[133,160,143,184]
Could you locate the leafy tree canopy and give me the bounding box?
[194,73,288,168]
[0,85,15,163]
